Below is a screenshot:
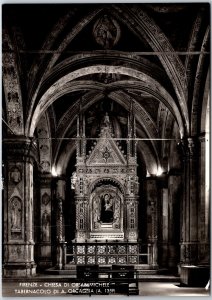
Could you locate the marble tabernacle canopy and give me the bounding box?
[73,111,139,242]
[66,110,145,267]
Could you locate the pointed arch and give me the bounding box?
[26,7,103,124]
[191,27,210,135]
[28,66,185,138]
[112,4,188,117]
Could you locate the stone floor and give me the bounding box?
[138,282,209,296]
[2,277,210,297]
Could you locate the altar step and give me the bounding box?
[63,263,154,270]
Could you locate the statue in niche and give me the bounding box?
[100,193,114,223]
[42,211,50,242]
[10,167,21,184]
[11,197,22,230]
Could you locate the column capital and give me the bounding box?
[3,136,38,163]
[39,173,53,187]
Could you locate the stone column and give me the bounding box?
[3,137,37,276]
[180,138,198,266]
[159,187,169,266]
[145,177,158,268]
[55,178,66,269]
[38,174,52,269]
[198,135,210,264]
[168,173,181,269]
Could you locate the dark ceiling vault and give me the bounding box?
[2,3,210,176]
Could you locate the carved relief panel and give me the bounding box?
[9,166,22,184]
[9,196,23,240]
[125,199,138,241]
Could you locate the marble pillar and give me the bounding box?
[159,187,169,266]
[3,138,37,276]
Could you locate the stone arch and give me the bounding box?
[137,141,158,176]
[28,8,80,97]
[112,4,187,108]
[90,177,125,195]
[200,70,210,134]
[52,87,159,162]
[26,4,190,136]
[185,12,204,79]
[26,7,104,122]
[55,140,76,176]
[191,27,210,135]
[28,66,185,137]
[41,52,169,92]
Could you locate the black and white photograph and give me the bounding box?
[1,2,210,297]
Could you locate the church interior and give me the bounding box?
[2,3,210,296]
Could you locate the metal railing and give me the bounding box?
[63,241,153,266]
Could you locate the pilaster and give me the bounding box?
[38,173,53,269]
[3,137,37,277]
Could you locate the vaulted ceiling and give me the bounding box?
[2,3,210,176]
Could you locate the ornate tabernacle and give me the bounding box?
[73,105,139,244]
